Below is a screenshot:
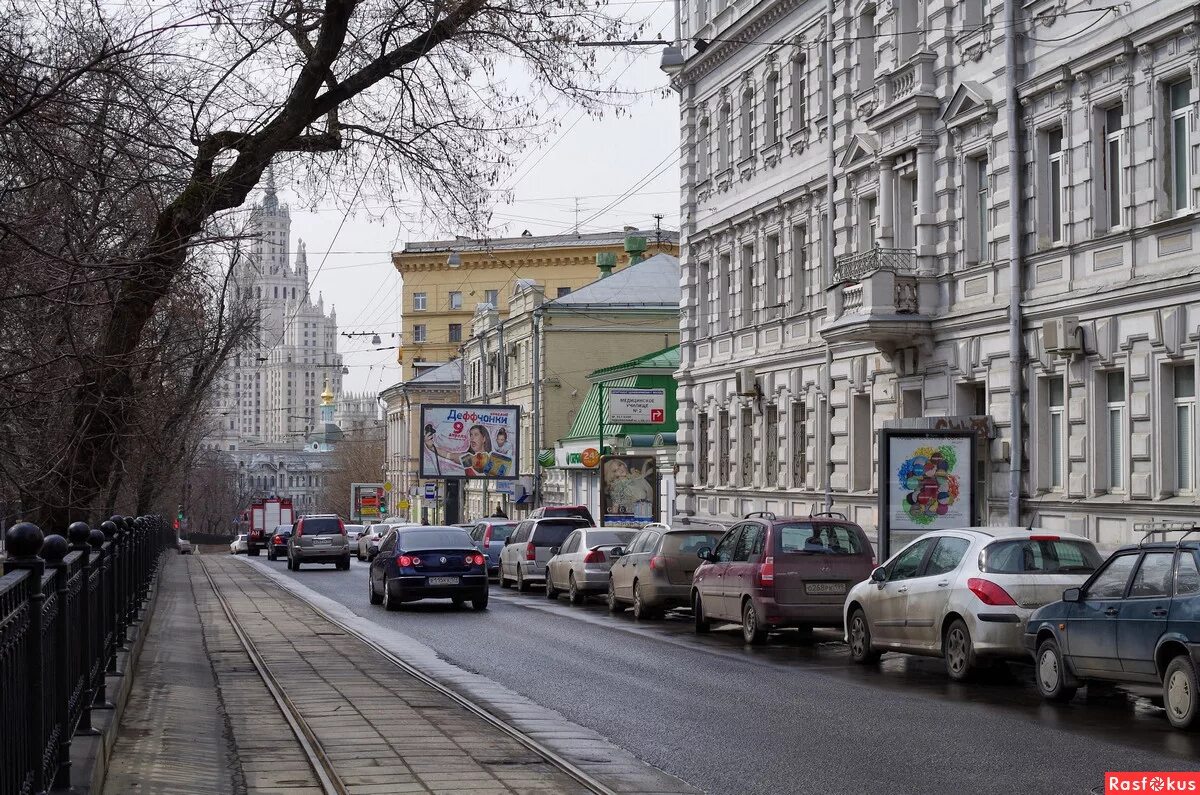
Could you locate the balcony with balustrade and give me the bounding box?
[821,247,933,358]
[869,52,939,128]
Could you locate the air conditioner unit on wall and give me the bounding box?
[735,367,757,397]
[1042,316,1081,355]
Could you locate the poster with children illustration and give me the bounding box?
[599,455,659,528]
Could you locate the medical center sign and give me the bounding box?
[606,388,666,424]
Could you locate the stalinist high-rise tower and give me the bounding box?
[206,176,344,453]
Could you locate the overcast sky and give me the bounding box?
[270,7,681,399]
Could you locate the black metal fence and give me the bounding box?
[0,515,171,795]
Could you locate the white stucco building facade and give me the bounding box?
[671,0,1200,547]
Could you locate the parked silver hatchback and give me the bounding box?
[545,528,636,604]
[844,527,1101,681]
[287,515,351,571]
[608,521,725,619]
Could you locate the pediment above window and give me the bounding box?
[838,133,879,171]
[941,82,994,129]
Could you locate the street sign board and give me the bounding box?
[606,388,666,424]
[424,482,438,500]
[350,482,385,521]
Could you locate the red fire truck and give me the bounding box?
[246,497,294,556]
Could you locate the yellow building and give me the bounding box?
[391,228,679,378]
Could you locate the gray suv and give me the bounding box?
[287,515,350,571]
[499,517,591,591]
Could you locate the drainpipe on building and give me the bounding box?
[479,330,489,515]
[532,308,543,506]
[1005,0,1024,525]
[822,0,835,513]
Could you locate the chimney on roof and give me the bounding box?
[624,234,648,266]
[596,252,617,279]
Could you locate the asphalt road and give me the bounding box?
[249,554,1200,795]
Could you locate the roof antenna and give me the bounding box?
[653,213,664,246]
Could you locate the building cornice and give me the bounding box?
[678,0,809,85]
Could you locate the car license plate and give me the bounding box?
[428,576,459,586]
[313,538,331,546]
[805,582,846,595]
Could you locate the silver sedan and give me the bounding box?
[843,527,1101,681]
[545,528,636,604]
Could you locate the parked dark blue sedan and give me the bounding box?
[1024,532,1200,729]
[367,526,489,611]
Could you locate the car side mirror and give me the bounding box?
[610,547,624,558]
[870,566,887,583]
[696,546,712,562]
[1063,587,1081,603]
[549,546,560,556]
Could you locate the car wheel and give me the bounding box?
[472,591,489,611]
[607,579,625,613]
[848,609,882,664]
[516,567,530,593]
[1164,655,1199,730]
[357,548,364,561]
[368,575,382,605]
[742,599,767,645]
[568,574,584,605]
[293,556,302,571]
[632,582,653,620]
[545,575,558,600]
[383,583,400,611]
[266,549,274,561]
[340,555,350,571]
[693,593,710,634]
[944,619,976,682]
[286,555,294,571]
[1035,637,1077,702]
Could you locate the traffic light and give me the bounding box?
[379,497,387,515]
[177,504,184,521]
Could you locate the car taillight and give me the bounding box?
[583,549,606,564]
[483,527,492,546]
[525,542,536,561]
[398,555,413,567]
[755,556,775,587]
[273,535,281,544]
[648,555,666,570]
[469,553,485,566]
[1029,535,1059,542]
[339,520,346,535]
[967,577,1018,606]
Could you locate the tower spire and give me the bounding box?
[263,164,279,211]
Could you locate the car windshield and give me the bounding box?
[585,530,636,547]
[489,523,517,541]
[302,517,342,535]
[777,523,865,555]
[398,529,473,550]
[533,520,590,546]
[663,532,724,556]
[980,539,1101,574]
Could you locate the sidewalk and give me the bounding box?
[102,553,249,794]
[106,553,596,794]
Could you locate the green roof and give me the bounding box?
[587,344,679,381]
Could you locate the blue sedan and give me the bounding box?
[1024,535,1200,729]
[367,526,490,611]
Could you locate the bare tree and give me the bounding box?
[317,429,386,517]
[1,0,636,527]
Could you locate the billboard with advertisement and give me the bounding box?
[877,429,978,558]
[606,388,666,423]
[599,455,659,528]
[419,404,520,479]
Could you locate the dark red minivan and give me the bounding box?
[691,512,875,644]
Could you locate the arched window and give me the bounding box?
[740,83,755,159]
[718,102,732,171]
[791,54,808,131]
[764,72,780,146]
